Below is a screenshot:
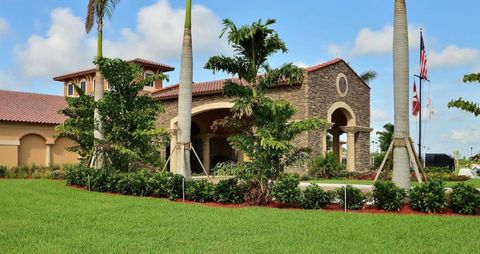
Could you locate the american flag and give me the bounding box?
[412,81,420,116]
[420,31,428,80]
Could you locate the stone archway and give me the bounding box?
[169,102,236,173]
[326,102,357,172]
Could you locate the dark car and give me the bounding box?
[425,153,455,171]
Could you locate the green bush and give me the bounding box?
[301,185,334,209]
[309,153,346,179]
[271,174,301,204]
[427,172,469,181]
[214,178,247,204]
[0,165,6,177]
[409,180,446,213]
[372,181,405,211]
[449,183,480,215]
[185,180,215,203]
[116,170,152,196]
[335,185,366,210]
[425,167,452,173]
[90,169,119,193]
[64,164,93,186]
[148,172,170,197]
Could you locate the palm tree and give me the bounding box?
[359,70,378,84]
[392,0,410,189]
[448,73,480,117]
[176,0,193,179]
[85,0,120,169]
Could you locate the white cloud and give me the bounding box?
[428,45,480,69]
[0,17,8,36]
[0,71,19,90]
[292,61,308,68]
[447,127,480,144]
[371,108,390,122]
[352,24,421,55]
[327,24,422,56]
[15,8,92,77]
[15,0,228,78]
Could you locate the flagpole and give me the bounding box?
[419,75,423,162]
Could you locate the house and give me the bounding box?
[0,57,371,174]
[152,58,372,173]
[0,58,174,168]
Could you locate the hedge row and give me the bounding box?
[271,174,480,214]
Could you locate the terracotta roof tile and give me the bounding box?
[153,58,346,100]
[53,58,175,81]
[0,90,67,124]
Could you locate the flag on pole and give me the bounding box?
[427,84,434,120]
[412,81,420,116]
[420,30,428,80]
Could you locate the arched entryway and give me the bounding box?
[326,102,357,172]
[169,102,241,173]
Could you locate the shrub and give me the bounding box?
[409,180,446,213]
[0,165,6,177]
[301,185,334,209]
[424,167,452,173]
[64,164,93,186]
[449,183,480,215]
[271,174,301,204]
[50,170,65,180]
[309,153,346,179]
[372,181,406,211]
[165,173,184,200]
[116,170,152,196]
[214,178,247,204]
[185,180,215,203]
[148,172,171,197]
[335,185,366,210]
[90,169,118,193]
[427,172,469,182]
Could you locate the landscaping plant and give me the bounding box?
[185,180,215,203]
[301,185,334,209]
[214,178,247,204]
[309,153,345,179]
[449,183,480,215]
[271,174,302,205]
[335,185,366,210]
[372,180,405,211]
[57,58,169,172]
[205,19,327,205]
[409,180,447,213]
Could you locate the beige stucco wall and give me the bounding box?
[0,121,78,167]
[0,146,18,167]
[52,137,78,165]
[18,134,47,166]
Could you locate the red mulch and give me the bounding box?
[64,184,480,217]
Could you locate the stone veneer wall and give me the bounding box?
[156,61,371,173]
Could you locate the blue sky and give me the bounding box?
[0,0,479,157]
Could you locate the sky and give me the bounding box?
[0,0,479,157]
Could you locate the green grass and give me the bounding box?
[306,178,480,188]
[1,180,479,253]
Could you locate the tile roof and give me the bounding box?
[53,58,175,81]
[0,90,67,124]
[153,58,346,100]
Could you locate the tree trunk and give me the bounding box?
[175,0,193,179]
[392,0,410,189]
[94,20,105,169]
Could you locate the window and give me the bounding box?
[80,80,87,93]
[144,71,155,87]
[67,83,74,96]
[336,73,348,97]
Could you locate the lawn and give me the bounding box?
[1,180,479,253]
[306,178,480,188]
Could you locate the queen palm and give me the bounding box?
[85,0,120,168]
[392,0,410,189]
[176,0,193,179]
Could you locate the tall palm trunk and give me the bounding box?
[94,18,105,169]
[392,0,410,189]
[176,0,193,179]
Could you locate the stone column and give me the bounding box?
[332,129,341,162]
[46,144,52,167]
[346,132,356,172]
[169,133,177,173]
[202,134,211,173]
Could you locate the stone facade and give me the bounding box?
[156,59,371,173]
